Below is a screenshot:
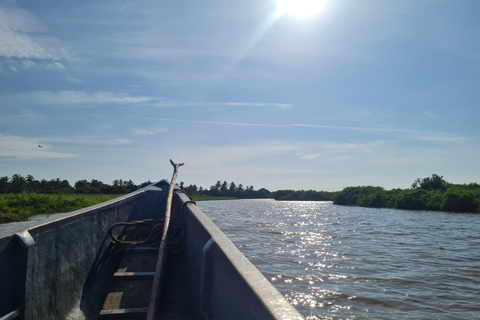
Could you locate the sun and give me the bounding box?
[276,0,329,18]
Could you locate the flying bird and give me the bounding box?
[38,145,43,148]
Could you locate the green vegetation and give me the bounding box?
[0,193,122,223]
[180,181,273,199]
[334,174,480,213]
[0,175,276,223]
[181,181,338,201]
[0,174,153,194]
[1,174,478,224]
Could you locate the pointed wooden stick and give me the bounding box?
[147,159,184,320]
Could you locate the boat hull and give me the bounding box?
[0,182,303,319]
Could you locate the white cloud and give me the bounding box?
[0,134,77,159]
[167,138,480,190]
[132,128,167,135]
[0,28,53,60]
[3,91,152,106]
[301,154,319,160]
[219,102,293,109]
[0,4,66,72]
[136,116,468,143]
[146,101,293,109]
[43,136,133,145]
[0,110,45,127]
[2,91,293,111]
[416,133,468,144]
[169,141,298,168]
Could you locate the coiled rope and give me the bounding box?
[107,219,184,254]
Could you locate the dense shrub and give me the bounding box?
[334,186,384,206]
[334,175,480,213]
[394,189,428,210]
[357,191,388,208]
[274,190,337,201]
[441,190,477,212]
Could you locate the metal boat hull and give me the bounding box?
[0,182,303,320]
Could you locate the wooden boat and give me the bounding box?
[0,179,304,319]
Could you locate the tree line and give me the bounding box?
[333,174,480,213]
[179,180,337,200]
[2,173,478,212]
[0,174,337,201]
[0,175,273,199]
[0,174,153,194]
[179,181,271,198]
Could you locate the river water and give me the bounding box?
[197,200,480,320]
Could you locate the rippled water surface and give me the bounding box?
[197,200,480,320]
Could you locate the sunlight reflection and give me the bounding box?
[218,0,329,83]
[276,0,329,18]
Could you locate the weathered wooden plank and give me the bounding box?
[102,279,152,311]
[99,307,148,318]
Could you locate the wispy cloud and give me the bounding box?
[301,154,320,160]
[124,115,466,140]
[0,134,77,159]
[215,102,292,109]
[146,116,394,131]
[416,133,468,144]
[2,90,292,110]
[43,136,133,145]
[168,141,298,168]
[0,5,66,72]
[0,110,46,126]
[0,30,54,60]
[284,140,480,177]
[146,101,293,109]
[2,91,152,106]
[132,128,167,136]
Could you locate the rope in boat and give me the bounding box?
[107,219,184,254]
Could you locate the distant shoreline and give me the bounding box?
[332,183,480,214]
[1,174,479,224]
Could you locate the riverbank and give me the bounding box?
[0,193,122,223]
[0,193,238,223]
[334,186,480,213]
[2,175,479,224]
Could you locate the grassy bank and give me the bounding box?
[0,193,123,223]
[0,193,238,224]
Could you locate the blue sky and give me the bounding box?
[0,0,479,191]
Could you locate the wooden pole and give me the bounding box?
[147,159,184,320]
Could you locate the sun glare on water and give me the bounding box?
[276,0,329,18]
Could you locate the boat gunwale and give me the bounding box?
[176,191,304,320]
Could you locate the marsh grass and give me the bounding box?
[0,193,123,223]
